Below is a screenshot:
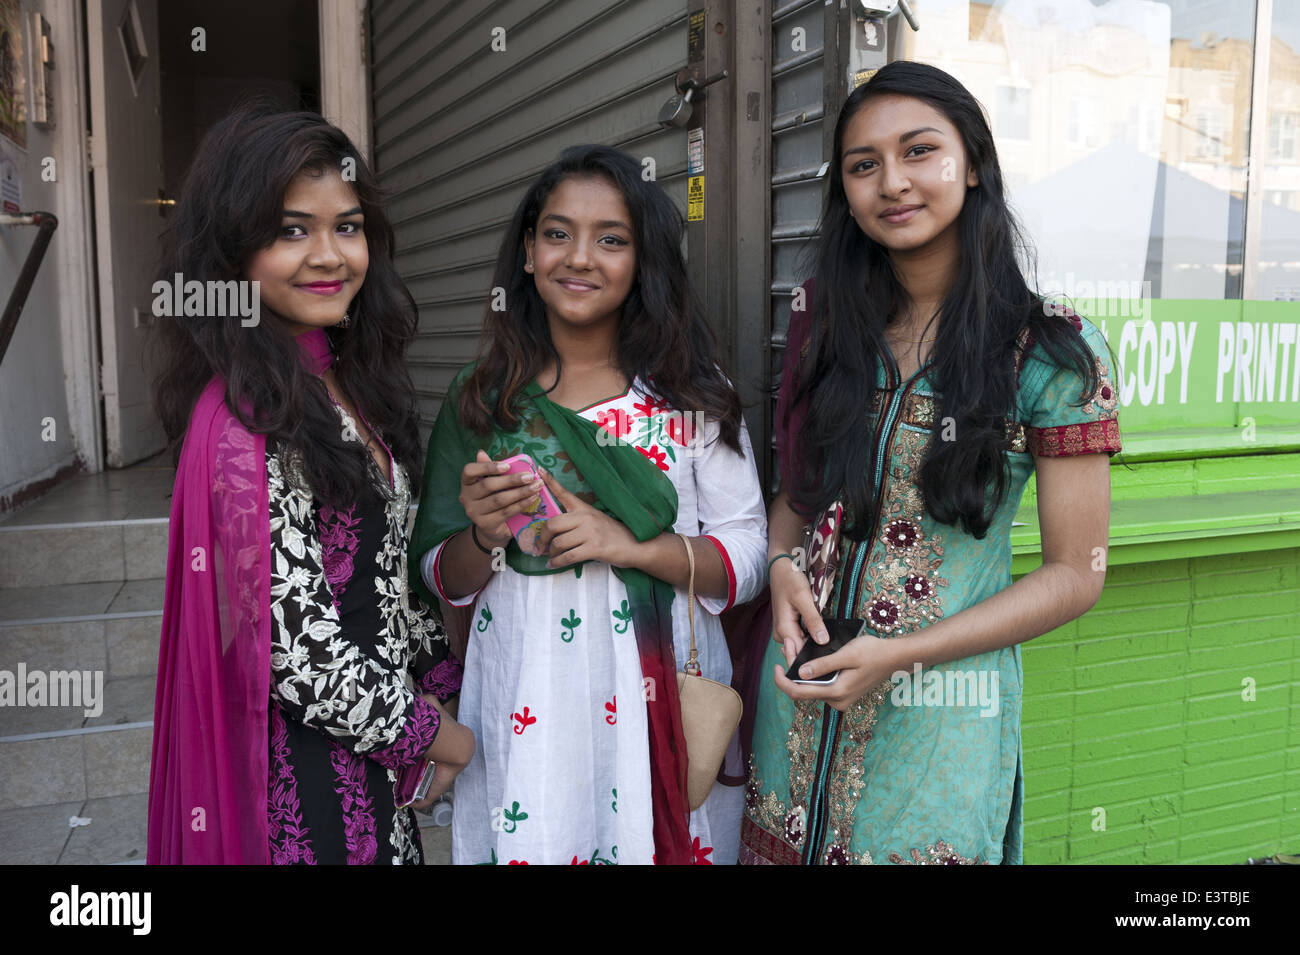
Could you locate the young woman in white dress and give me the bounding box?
[409,145,767,865]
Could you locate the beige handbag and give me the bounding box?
[674,533,743,811]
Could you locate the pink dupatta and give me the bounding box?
[148,330,333,864]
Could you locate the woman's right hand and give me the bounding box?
[459,450,545,550]
[411,761,464,809]
[422,695,475,769]
[411,696,475,807]
[769,556,828,667]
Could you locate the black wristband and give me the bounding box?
[470,525,495,555]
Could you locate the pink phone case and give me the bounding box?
[499,453,564,556]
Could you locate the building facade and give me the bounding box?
[0,0,1294,863]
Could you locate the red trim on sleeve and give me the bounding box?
[1027,418,1122,457]
[431,539,452,603]
[700,535,737,612]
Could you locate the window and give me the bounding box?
[1268,112,1297,161]
[996,84,1031,140]
[1066,97,1096,148]
[904,0,1258,301]
[1194,106,1225,159]
[1257,2,1300,299]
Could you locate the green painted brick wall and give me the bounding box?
[1015,546,1300,864]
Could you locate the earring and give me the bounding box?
[525,261,534,273]
[338,309,351,328]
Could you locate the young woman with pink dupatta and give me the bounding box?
[147,102,474,864]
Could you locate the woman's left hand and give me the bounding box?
[771,632,902,712]
[534,470,638,569]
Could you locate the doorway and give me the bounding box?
[158,0,320,206]
[87,0,319,468]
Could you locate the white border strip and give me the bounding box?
[0,720,153,743]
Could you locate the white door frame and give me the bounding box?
[53,0,104,473]
[318,0,371,163]
[87,0,166,469]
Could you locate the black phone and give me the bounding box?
[784,618,866,685]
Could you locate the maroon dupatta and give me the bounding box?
[147,330,333,863]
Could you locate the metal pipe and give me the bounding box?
[0,210,59,367]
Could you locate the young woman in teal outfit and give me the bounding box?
[741,62,1122,865]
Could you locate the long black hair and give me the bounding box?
[460,144,742,452]
[151,99,423,507]
[790,61,1102,539]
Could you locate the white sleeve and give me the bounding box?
[690,413,769,614]
[420,537,484,608]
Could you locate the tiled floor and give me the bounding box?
[0,580,128,620]
[0,800,90,865]
[56,794,149,865]
[105,579,167,615]
[83,675,157,728]
[0,794,455,864]
[0,452,175,526]
[420,814,454,865]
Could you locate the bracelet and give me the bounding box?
[767,552,795,577]
[469,525,495,556]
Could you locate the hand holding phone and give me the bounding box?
[459,450,550,551]
[497,453,565,556]
[784,618,867,685]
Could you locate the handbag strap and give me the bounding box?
[676,532,700,676]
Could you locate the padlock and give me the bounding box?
[657,86,695,129]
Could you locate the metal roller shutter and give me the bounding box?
[767,0,829,494]
[369,0,691,439]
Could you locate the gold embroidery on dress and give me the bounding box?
[745,755,787,833]
[1006,421,1028,453]
[819,423,948,863]
[907,391,1025,452]
[774,384,954,864]
[819,680,892,865]
[783,700,821,848]
[887,840,988,865]
[857,428,948,634]
[1082,356,1119,418]
[903,393,935,428]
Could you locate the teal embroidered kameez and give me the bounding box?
[741,304,1121,865]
